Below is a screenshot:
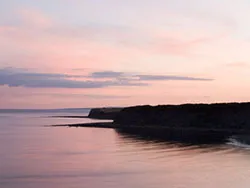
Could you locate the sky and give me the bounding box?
[1,0,250,108]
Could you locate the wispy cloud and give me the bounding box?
[89,71,213,81]
[136,74,213,81]
[90,71,125,78]
[0,68,213,89]
[0,68,145,89]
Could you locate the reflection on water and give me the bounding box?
[115,127,250,157]
[2,113,250,188]
[116,127,231,145]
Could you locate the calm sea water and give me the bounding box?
[1,110,250,188]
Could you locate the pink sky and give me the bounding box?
[1,1,250,108]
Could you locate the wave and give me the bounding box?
[227,137,250,149]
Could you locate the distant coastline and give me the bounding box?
[0,108,90,114]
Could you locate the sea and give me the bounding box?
[1,109,250,188]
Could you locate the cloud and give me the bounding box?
[0,68,213,89]
[136,74,213,81]
[0,68,145,89]
[90,71,125,78]
[89,71,213,81]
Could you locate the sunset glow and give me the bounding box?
[1,0,250,108]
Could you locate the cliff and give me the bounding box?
[114,103,250,130]
[88,108,123,120]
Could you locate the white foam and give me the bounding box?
[227,137,250,149]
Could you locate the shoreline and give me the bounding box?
[48,102,250,136]
[50,122,250,134]
[51,122,116,128]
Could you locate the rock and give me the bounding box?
[88,108,123,120]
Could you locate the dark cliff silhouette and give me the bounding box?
[114,103,250,131]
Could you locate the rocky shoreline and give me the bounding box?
[51,122,250,135]
[51,102,250,134]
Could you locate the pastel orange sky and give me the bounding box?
[1,0,250,108]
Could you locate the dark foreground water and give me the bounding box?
[1,110,250,188]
